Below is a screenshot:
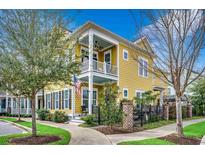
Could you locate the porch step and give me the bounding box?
[69,119,85,125]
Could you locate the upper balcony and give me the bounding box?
[81,60,118,77]
[76,28,119,84]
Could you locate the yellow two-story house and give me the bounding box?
[1,21,168,117]
[36,21,168,118]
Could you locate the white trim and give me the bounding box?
[81,87,98,106]
[78,72,118,81]
[117,44,120,86]
[92,29,119,45]
[63,88,73,109]
[138,56,149,78]
[123,88,129,99]
[46,93,51,109]
[104,50,112,64]
[123,49,129,61]
[54,92,59,110]
[135,89,145,98]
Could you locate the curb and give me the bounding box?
[200,135,205,145]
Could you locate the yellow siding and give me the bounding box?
[118,43,154,100]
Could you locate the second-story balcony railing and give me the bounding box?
[81,60,118,76]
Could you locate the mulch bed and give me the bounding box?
[159,134,201,145]
[93,126,144,135]
[10,135,61,145]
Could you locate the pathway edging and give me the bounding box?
[200,135,205,145]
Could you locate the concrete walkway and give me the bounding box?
[22,118,111,145]
[107,118,205,144]
[0,120,26,136]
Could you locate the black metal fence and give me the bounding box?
[133,104,163,127]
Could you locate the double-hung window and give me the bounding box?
[55,92,59,109]
[123,49,128,61]
[64,89,72,109]
[46,94,51,109]
[136,90,145,98]
[64,90,69,109]
[123,88,128,98]
[138,57,148,77]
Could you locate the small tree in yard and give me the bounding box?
[131,10,205,136]
[99,83,123,128]
[190,78,205,116]
[0,10,80,137]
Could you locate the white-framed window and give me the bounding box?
[63,89,72,110]
[123,49,128,61]
[20,98,25,108]
[46,93,51,109]
[138,57,148,77]
[135,90,145,98]
[123,88,128,98]
[54,92,59,109]
[81,87,98,107]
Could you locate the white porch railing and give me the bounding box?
[11,108,32,115]
[81,60,118,76]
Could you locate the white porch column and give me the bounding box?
[160,91,164,107]
[5,91,8,111]
[27,98,30,114]
[11,97,13,114]
[88,30,93,115]
[35,94,38,117]
[72,87,75,119]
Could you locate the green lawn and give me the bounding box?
[0,117,71,145]
[184,121,205,138]
[118,138,175,145]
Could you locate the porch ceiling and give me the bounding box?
[80,34,114,51]
[80,75,117,84]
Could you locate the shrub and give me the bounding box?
[37,109,50,120]
[52,111,69,123]
[81,115,96,125]
[45,112,53,121]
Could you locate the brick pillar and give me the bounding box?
[187,103,192,118]
[122,101,133,130]
[164,103,169,120]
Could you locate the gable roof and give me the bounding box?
[71,21,155,57]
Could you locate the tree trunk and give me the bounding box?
[31,94,37,137]
[18,97,21,121]
[176,96,184,137]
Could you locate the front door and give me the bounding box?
[82,88,97,112]
[104,50,111,73]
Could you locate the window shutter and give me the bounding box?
[51,93,53,110]
[59,91,61,110]
[69,89,72,110]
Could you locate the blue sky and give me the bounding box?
[63,10,150,41]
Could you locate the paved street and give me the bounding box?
[0,120,25,136]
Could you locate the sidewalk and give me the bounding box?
[22,118,111,145]
[107,118,205,144]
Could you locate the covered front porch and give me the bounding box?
[77,27,119,115]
